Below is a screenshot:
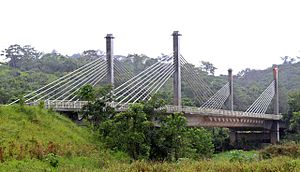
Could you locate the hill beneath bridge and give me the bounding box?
[0,105,130,171]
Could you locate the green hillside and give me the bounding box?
[0,105,129,171]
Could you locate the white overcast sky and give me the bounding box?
[1,0,300,75]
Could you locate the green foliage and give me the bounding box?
[200,61,217,75]
[44,153,59,168]
[101,103,152,160]
[260,142,300,159]
[290,111,300,133]
[187,128,214,158]
[228,150,259,162]
[211,128,229,151]
[77,84,96,101]
[288,90,300,113]
[156,113,189,161]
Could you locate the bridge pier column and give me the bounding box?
[172,31,181,107]
[105,34,114,101]
[271,66,280,143]
[229,130,237,146]
[270,121,280,144]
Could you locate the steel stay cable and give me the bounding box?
[68,69,108,101]
[251,86,274,114]
[143,68,175,101]
[59,66,107,101]
[206,87,229,109]
[115,63,172,105]
[56,66,107,101]
[124,64,173,103]
[72,71,108,102]
[202,84,229,109]
[181,65,212,101]
[114,62,133,82]
[129,64,174,104]
[259,88,275,113]
[180,60,214,96]
[48,62,106,100]
[151,68,175,99]
[180,60,215,99]
[115,62,170,101]
[208,86,229,109]
[255,92,274,114]
[246,81,275,112]
[35,60,106,101]
[136,66,174,102]
[27,59,104,103]
[250,83,274,112]
[180,55,215,95]
[181,67,211,102]
[250,86,274,113]
[246,82,274,112]
[114,59,135,78]
[114,60,172,99]
[114,56,172,93]
[9,58,104,104]
[212,88,230,109]
[201,83,229,108]
[182,77,206,103]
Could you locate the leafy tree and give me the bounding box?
[77,84,95,101]
[200,61,217,75]
[102,103,152,160]
[79,85,114,125]
[1,44,42,69]
[281,56,296,64]
[284,90,300,141]
[81,50,104,62]
[288,90,300,114]
[211,128,229,151]
[187,128,214,158]
[155,113,189,161]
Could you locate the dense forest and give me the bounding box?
[1,44,300,115]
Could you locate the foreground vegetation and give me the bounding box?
[2,105,300,171]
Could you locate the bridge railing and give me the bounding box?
[164,105,282,120]
[27,100,89,110]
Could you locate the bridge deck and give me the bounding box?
[28,100,281,121]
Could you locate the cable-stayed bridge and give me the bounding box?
[9,32,282,144]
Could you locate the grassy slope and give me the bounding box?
[0,105,93,150]
[0,105,129,171]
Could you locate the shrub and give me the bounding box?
[229,150,258,162]
[44,153,59,168]
[260,142,300,159]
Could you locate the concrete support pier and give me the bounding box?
[271,66,280,143]
[105,34,114,100]
[172,31,181,107]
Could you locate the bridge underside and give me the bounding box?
[184,113,274,130]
